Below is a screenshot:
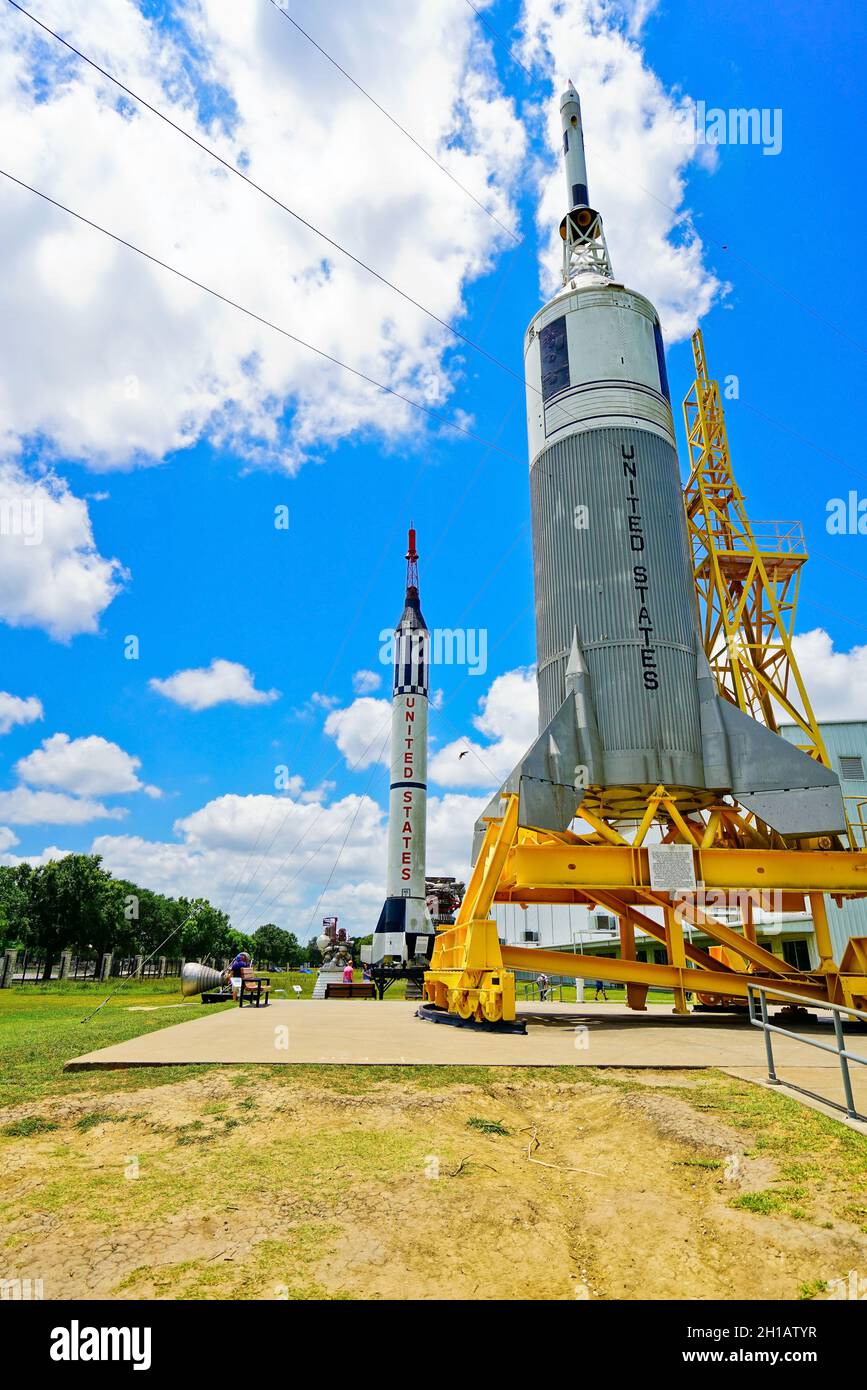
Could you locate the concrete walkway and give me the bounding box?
[65,1000,867,1124]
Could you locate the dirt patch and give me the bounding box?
[1,1070,864,1300]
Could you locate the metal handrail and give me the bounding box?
[746,983,867,1122]
[843,795,867,849]
[709,520,807,555]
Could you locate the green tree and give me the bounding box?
[251,923,301,967]
[0,863,33,951]
[26,855,125,978]
[115,883,186,958]
[176,899,234,963]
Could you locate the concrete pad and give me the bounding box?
[66,998,867,1108]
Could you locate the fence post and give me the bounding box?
[0,950,16,988]
[757,987,780,1084]
[59,950,72,979]
[100,951,112,981]
[134,954,143,978]
[832,1010,858,1120]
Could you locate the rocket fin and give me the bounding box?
[471,631,604,857]
[715,698,847,837]
[695,634,844,835]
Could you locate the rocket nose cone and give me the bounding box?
[560,79,580,109]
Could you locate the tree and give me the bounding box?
[115,882,185,958]
[26,855,125,978]
[251,924,301,968]
[0,863,33,951]
[176,899,234,963]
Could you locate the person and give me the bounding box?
[536,971,549,1001]
[342,959,354,984]
[228,950,252,999]
[594,979,608,1002]
[362,963,372,984]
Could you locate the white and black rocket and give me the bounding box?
[372,529,434,964]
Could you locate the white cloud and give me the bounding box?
[0,0,524,471]
[88,782,485,936]
[520,0,724,338]
[352,669,382,694]
[324,697,392,768]
[427,792,489,878]
[791,630,867,722]
[0,842,73,869]
[0,461,125,639]
[429,666,538,789]
[0,787,126,825]
[149,658,279,711]
[0,827,20,852]
[0,691,43,735]
[15,732,159,798]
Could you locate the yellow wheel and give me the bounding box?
[481,992,503,1024]
[456,990,477,1019]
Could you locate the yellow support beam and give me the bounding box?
[500,945,831,1006]
[509,843,867,894]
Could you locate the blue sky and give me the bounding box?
[0,0,865,939]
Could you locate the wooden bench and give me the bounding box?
[324,981,376,1000]
[238,967,271,1008]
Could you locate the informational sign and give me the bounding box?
[648,844,696,895]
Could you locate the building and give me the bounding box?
[493,718,867,974]
[780,718,867,960]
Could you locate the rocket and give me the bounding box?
[475,81,845,849]
[372,528,435,964]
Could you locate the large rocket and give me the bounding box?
[372,529,434,964]
[476,81,845,848]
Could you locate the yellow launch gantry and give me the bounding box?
[423,333,867,1026]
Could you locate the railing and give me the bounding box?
[0,953,185,985]
[747,983,867,1123]
[519,981,567,1003]
[68,957,98,980]
[710,519,807,556]
[844,796,867,850]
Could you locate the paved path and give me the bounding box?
[65,1000,867,1123]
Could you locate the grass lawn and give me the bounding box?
[1,981,865,1299]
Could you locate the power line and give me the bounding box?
[463,0,534,80]
[298,732,391,944]
[19,0,865,394]
[233,719,392,935]
[223,452,432,914]
[461,0,867,363]
[737,398,867,486]
[0,167,525,463]
[268,0,520,243]
[228,390,529,914]
[800,596,867,634]
[588,142,867,362]
[6,0,531,394]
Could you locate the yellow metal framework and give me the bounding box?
[424,331,867,1026]
[683,328,829,763]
